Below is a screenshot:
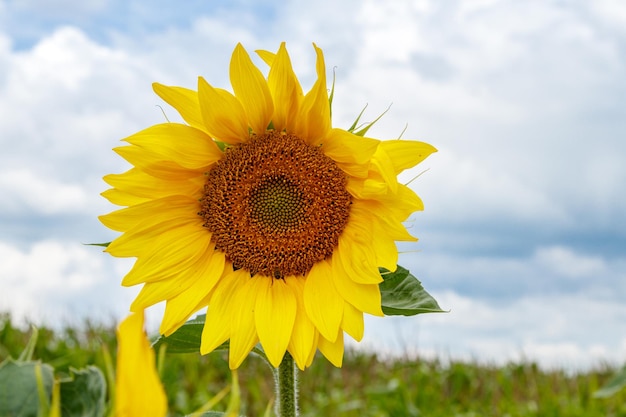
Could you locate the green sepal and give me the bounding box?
[353,104,391,137]
[0,358,54,417]
[58,366,106,417]
[328,67,336,120]
[379,265,445,316]
[84,242,110,248]
[215,140,229,151]
[347,104,369,133]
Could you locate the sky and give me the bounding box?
[1,0,625,370]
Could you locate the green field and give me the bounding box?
[1,313,624,417]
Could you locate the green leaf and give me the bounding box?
[0,358,54,417]
[594,365,626,398]
[379,265,446,316]
[186,412,228,417]
[59,366,106,417]
[152,315,229,354]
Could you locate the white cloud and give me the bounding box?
[355,290,626,370]
[591,0,626,30]
[0,26,164,180]
[0,240,136,325]
[416,150,571,226]
[534,246,608,279]
[0,169,88,215]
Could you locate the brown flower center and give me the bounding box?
[199,131,352,278]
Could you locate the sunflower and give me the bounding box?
[100,42,436,370]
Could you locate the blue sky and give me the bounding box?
[1,0,625,369]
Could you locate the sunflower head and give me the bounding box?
[198,130,352,279]
[100,42,436,370]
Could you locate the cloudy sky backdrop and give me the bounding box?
[1,0,625,369]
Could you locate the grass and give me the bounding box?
[1,313,625,417]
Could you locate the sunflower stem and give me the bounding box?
[276,351,299,417]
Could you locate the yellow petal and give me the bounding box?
[371,231,399,272]
[355,199,418,243]
[322,129,379,178]
[131,273,198,312]
[378,184,425,220]
[371,146,398,193]
[152,83,206,132]
[99,195,199,232]
[129,244,221,313]
[266,42,303,132]
[115,312,167,417]
[317,329,344,367]
[200,302,229,356]
[230,43,274,135]
[229,274,260,369]
[113,145,201,180]
[336,208,383,285]
[335,235,382,285]
[379,140,437,174]
[295,43,330,145]
[255,277,297,368]
[101,188,148,206]
[255,49,276,66]
[164,291,214,339]
[104,168,203,202]
[121,222,212,286]
[159,250,226,335]
[107,217,201,258]
[303,260,344,342]
[341,302,364,342]
[285,277,318,371]
[123,123,222,170]
[345,177,387,200]
[198,76,249,144]
[200,267,242,355]
[330,254,384,317]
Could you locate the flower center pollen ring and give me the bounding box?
[199,131,352,278]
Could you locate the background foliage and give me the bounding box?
[1,313,625,417]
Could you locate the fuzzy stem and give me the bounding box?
[275,351,298,417]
